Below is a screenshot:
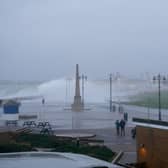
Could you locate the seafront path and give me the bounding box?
[53,127,135,152]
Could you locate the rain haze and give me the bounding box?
[1,2,168,167]
[0,0,168,81]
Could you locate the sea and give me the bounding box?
[0,78,168,129]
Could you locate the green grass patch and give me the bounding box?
[127,90,168,109]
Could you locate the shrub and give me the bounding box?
[14,133,115,161]
[0,142,32,153]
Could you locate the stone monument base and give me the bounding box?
[71,103,84,112]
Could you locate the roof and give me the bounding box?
[3,100,20,106]
[133,118,168,130]
[0,152,123,168]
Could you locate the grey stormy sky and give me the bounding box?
[0,0,168,81]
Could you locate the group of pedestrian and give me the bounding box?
[112,105,124,113]
[115,119,126,136]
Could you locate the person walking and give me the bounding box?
[42,98,45,105]
[131,127,136,139]
[115,120,120,136]
[125,112,128,121]
[120,119,126,136]
[124,112,128,121]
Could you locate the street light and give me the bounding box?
[65,78,72,106]
[153,74,166,121]
[109,74,112,112]
[41,97,45,122]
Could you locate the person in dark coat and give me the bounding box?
[42,98,45,105]
[131,127,136,139]
[115,120,120,136]
[124,112,128,121]
[120,119,126,136]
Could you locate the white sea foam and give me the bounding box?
[0,78,165,103]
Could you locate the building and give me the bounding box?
[133,118,168,168]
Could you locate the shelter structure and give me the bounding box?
[133,118,168,168]
[2,100,20,121]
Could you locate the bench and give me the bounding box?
[37,122,52,129]
[40,128,54,135]
[23,121,36,127]
[37,122,53,135]
[37,122,50,128]
[6,120,17,126]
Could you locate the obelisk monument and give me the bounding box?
[71,64,84,111]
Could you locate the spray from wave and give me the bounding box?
[0,78,166,103]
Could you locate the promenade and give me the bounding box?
[0,103,143,164]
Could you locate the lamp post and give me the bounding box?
[42,98,45,122]
[65,78,72,105]
[153,74,166,121]
[109,74,112,112]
